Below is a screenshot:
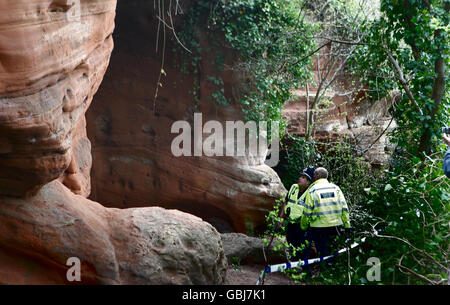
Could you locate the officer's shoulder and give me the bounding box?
[332,182,342,190]
[307,184,317,194]
[326,180,339,188]
[331,183,344,194]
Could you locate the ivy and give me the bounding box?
[173,0,316,129]
[348,0,449,156]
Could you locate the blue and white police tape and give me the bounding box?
[256,237,366,285]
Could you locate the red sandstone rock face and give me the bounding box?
[0,0,227,284]
[282,44,396,166]
[0,0,116,197]
[0,181,227,284]
[86,0,287,234]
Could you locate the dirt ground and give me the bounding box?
[224,263,302,285]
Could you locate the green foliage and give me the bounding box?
[230,256,242,270]
[168,0,450,285]
[307,151,449,285]
[265,135,378,282]
[263,199,308,264]
[334,0,450,284]
[174,0,317,128]
[264,199,287,237]
[207,76,230,106]
[268,133,449,284]
[281,135,377,214]
[214,0,316,123]
[364,153,450,284]
[312,152,450,285]
[348,0,449,155]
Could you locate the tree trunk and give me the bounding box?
[418,39,446,156]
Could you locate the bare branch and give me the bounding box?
[374,233,447,271]
[289,41,331,67]
[312,36,366,45]
[386,50,424,116]
[360,115,395,155]
[396,264,439,285]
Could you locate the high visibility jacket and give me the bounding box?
[284,184,311,221]
[300,178,350,230]
[284,184,302,220]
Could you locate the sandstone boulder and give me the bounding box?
[0,180,227,284]
[221,233,287,265]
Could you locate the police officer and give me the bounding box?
[300,167,350,262]
[283,166,315,261]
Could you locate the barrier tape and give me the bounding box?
[256,237,366,285]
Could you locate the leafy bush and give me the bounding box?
[280,135,377,217]
[363,152,449,284]
[267,134,449,285]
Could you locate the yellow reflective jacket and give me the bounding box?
[284,184,310,221]
[284,184,300,220]
[300,178,350,230]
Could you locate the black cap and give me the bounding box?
[300,166,315,182]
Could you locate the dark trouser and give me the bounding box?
[286,222,306,253]
[286,223,311,274]
[310,226,340,265]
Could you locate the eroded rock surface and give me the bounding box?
[0,180,227,284]
[86,0,286,234]
[282,44,396,167]
[0,0,227,284]
[0,0,116,198]
[221,233,286,265]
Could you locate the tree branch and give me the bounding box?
[386,50,424,116]
[396,264,439,285]
[374,233,447,271]
[289,41,331,67]
[361,115,395,155]
[418,30,446,155]
[312,36,366,45]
